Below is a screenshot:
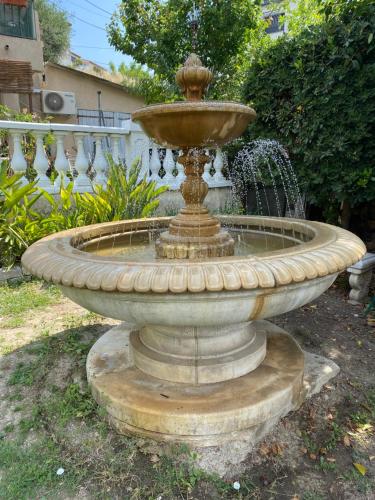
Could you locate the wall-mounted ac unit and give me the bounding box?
[41,90,76,115]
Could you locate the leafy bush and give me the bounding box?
[39,159,168,232]
[0,163,45,268]
[0,160,167,268]
[243,0,375,225]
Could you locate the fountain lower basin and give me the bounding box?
[22,215,365,443]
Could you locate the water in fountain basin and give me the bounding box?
[81,227,300,261]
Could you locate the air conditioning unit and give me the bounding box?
[41,90,76,115]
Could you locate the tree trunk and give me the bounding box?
[340,199,351,229]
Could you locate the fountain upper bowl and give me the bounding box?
[132,101,256,149]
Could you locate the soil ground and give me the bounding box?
[0,274,374,499]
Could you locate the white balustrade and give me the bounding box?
[33,130,52,191]
[122,120,150,178]
[203,149,212,184]
[92,134,108,186]
[54,132,69,178]
[162,148,176,187]
[0,120,232,194]
[111,134,121,165]
[150,144,161,182]
[9,129,27,181]
[213,148,231,186]
[73,133,91,192]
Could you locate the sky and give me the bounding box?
[57,0,132,70]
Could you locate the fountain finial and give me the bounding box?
[176,53,212,101]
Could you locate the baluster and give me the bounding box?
[140,142,151,179]
[203,149,212,184]
[150,144,161,182]
[213,148,225,185]
[73,132,92,192]
[93,133,108,186]
[110,134,121,165]
[163,148,175,187]
[175,150,186,186]
[33,130,52,191]
[9,130,27,182]
[53,132,69,191]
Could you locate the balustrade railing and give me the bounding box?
[0,120,231,193]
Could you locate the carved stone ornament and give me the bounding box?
[175,53,213,101]
[21,216,366,294]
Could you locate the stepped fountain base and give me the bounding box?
[155,205,235,259]
[87,320,339,447]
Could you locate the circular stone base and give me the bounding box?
[155,229,235,259]
[87,320,305,446]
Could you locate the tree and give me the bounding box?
[280,0,323,37]
[35,0,71,63]
[109,61,176,103]
[107,0,261,101]
[243,0,375,227]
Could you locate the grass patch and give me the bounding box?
[61,311,101,330]
[8,361,37,386]
[0,438,79,500]
[341,469,374,494]
[0,280,61,329]
[1,316,26,329]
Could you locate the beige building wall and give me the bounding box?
[43,63,144,125]
[0,10,44,110]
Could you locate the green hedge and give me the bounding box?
[243,0,375,225]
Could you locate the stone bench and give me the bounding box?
[348,252,375,304]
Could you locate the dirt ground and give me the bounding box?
[0,274,374,499]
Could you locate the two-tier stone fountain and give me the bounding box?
[22,54,365,447]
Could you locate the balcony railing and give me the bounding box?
[0,120,231,193]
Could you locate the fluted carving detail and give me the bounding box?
[21,217,366,294]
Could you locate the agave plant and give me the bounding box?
[93,158,168,220]
[0,159,167,268]
[38,159,168,233]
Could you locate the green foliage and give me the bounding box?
[0,163,45,268]
[0,105,54,176]
[0,105,36,123]
[243,0,375,223]
[280,0,323,37]
[108,0,261,101]
[35,0,71,63]
[0,280,60,317]
[111,61,178,103]
[0,438,69,500]
[38,159,167,234]
[0,160,166,268]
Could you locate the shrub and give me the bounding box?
[39,159,168,232]
[243,0,375,226]
[0,163,45,268]
[0,160,167,268]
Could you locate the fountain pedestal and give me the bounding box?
[130,322,267,384]
[87,320,309,446]
[155,150,234,259]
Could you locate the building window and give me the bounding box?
[0,0,35,39]
[265,13,284,34]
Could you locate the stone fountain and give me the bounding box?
[22,54,365,447]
